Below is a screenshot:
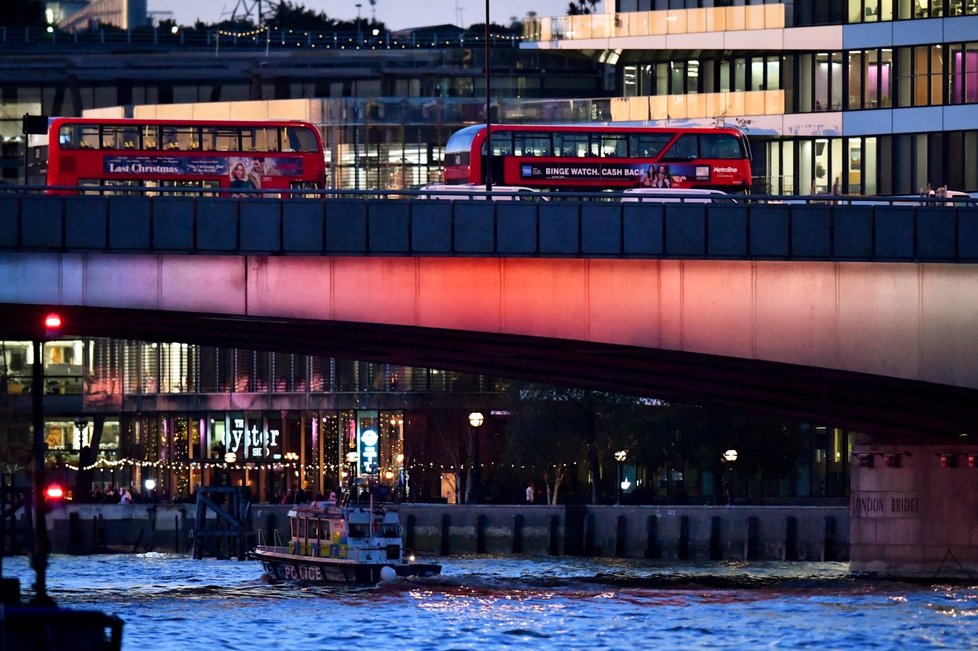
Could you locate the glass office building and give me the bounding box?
[524,1,978,195]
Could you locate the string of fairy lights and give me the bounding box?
[61,456,574,474]
[212,27,521,50]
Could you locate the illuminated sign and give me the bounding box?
[359,428,379,474]
[224,416,280,458]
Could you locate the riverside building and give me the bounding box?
[0,337,503,504]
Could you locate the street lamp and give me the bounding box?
[483,0,492,191]
[74,417,89,447]
[468,412,484,504]
[614,450,627,505]
[722,449,738,505]
[345,451,359,493]
[224,452,236,487]
[355,3,362,43]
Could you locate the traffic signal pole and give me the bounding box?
[29,315,59,606]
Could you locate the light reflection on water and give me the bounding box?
[3,554,978,649]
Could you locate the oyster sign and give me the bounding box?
[225,417,281,459]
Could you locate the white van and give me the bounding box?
[418,184,548,201]
[620,188,733,203]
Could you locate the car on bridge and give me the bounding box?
[620,188,735,203]
[417,184,548,201]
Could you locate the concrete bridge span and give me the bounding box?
[1,252,976,439]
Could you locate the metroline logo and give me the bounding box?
[713,166,738,173]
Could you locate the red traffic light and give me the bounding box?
[44,483,65,500]
[43,312,63,338]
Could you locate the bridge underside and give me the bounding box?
[1,302,975,440]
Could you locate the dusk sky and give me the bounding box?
[153,0,604,30]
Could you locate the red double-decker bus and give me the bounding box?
[443,123,752,193]
[47,117,327,196]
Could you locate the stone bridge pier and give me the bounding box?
[850,437,978,578]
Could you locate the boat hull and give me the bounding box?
[250,548,441,586]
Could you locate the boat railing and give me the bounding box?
[252,528,288,551]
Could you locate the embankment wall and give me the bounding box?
[34,503,849,562]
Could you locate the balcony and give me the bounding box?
[524,5,786,44]
[610,89,786,122]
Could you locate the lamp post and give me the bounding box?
[722,449,738,505]
[224,452,236,487]
[345,451,359,495]
[614,450,627,505]
[468,412,484,504]
[284,451,299,493]
[73,417,89,501]
[74,417,88,448]
[355,3,362,43]
[483,0,492,191]
[30,336,53,605]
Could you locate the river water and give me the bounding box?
[3,554,977,649]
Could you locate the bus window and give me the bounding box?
[79,179,101,195]
[243,127,280,152]
[285,126,319,152]
[159,180,220,197]
[103,179,144,196]
[554,132,589,157]
[599,134,627,157]
[161,126,199,151]
[628,133,672,157]
[123,126,140,149]
[514,132,552,157]
[141,125,159,150]
[77,126,100,149]
[488,131,513,156]
[290,181,320,197]
[103,125,140,150]
[59,125,80,149]
[201,126,238,152]
[701,133,743,159]
[661,133,699,160]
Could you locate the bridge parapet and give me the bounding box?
[2,194,977,262]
